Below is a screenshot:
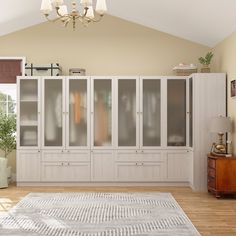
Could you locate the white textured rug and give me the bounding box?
[0,192,200,236]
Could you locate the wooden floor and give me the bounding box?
[1,185,236,236]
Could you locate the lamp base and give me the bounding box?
[211,142,227,156]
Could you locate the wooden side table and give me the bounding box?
[208,153,236,198]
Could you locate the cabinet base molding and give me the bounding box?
[16,182,190,187]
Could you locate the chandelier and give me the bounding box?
[40,0,107,29]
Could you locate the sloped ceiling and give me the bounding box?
[1,0,236,47]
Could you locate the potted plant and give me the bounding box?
[198,52,214,73]
[0,113,16,188]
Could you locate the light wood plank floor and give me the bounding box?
[1,185,236,236]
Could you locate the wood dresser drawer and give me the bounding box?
[208,168,216,178]
[208,158,216,169]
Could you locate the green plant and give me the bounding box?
[198,52,214,65]
[0,113,16,158]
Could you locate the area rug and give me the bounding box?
[0,192,200,236]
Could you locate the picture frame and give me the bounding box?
[231,80,236,97]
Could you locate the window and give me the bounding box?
[0,84,16,116]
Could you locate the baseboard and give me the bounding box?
[16,182,191,187]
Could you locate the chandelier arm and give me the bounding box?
[55,7,65,18]
[87,14,104,23]
[81,7,89,18]
[44,14,63,23]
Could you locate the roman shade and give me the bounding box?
[0,60,22,83]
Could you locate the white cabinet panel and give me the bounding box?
[116,150,163,162]
[116,162,166,182]
[42,150,90,162]
[41,162,90,182]
[17,151,41,182]
[167,152,189,181]
[92,151,114,181]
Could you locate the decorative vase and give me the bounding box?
[201,65,210,73]
[0,157,8,188]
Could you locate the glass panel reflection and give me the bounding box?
[69,79,87,147]
[143,80,161,146]
[44,79,62,147]
[167,79,186,146]
[94,80,112,146]
[118,80,136,146]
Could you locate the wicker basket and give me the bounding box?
[174,68,197,76]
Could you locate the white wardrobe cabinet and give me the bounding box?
[16,74,226,188]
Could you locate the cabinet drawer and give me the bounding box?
[116,150,163,162]
[42,150,90,162]
[41,162,90,182]
[116,162,166,182]
[208,177,216,189]
[208,168,216,178]
[208,158,216,169]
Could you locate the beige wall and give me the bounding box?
[0,15,209,173]
[0,15,209,75]
[212,31,236,154]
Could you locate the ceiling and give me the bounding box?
[1,0,236,47]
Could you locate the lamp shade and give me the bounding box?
[86,6,95,19]
[58,5,68,16]
[52,0,64,7]
[96,0,107,14]
[40,0,52,14]
[80,0,92,6]
[210,116,232,133]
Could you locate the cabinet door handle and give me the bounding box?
[61,150,64,153]
[61,163,64,166]
[38,150,40,153]
[67,163,70,166]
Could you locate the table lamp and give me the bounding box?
[210,116,232,155]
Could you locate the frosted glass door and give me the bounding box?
[44,79,63,147]
[142,79,161,146]
[68,79,88,147]
[167,79,186,146]
[19,79,39,147]
[93,80,112,147]
[118,79,137,147]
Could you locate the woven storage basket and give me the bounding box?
[174,68,197,76]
